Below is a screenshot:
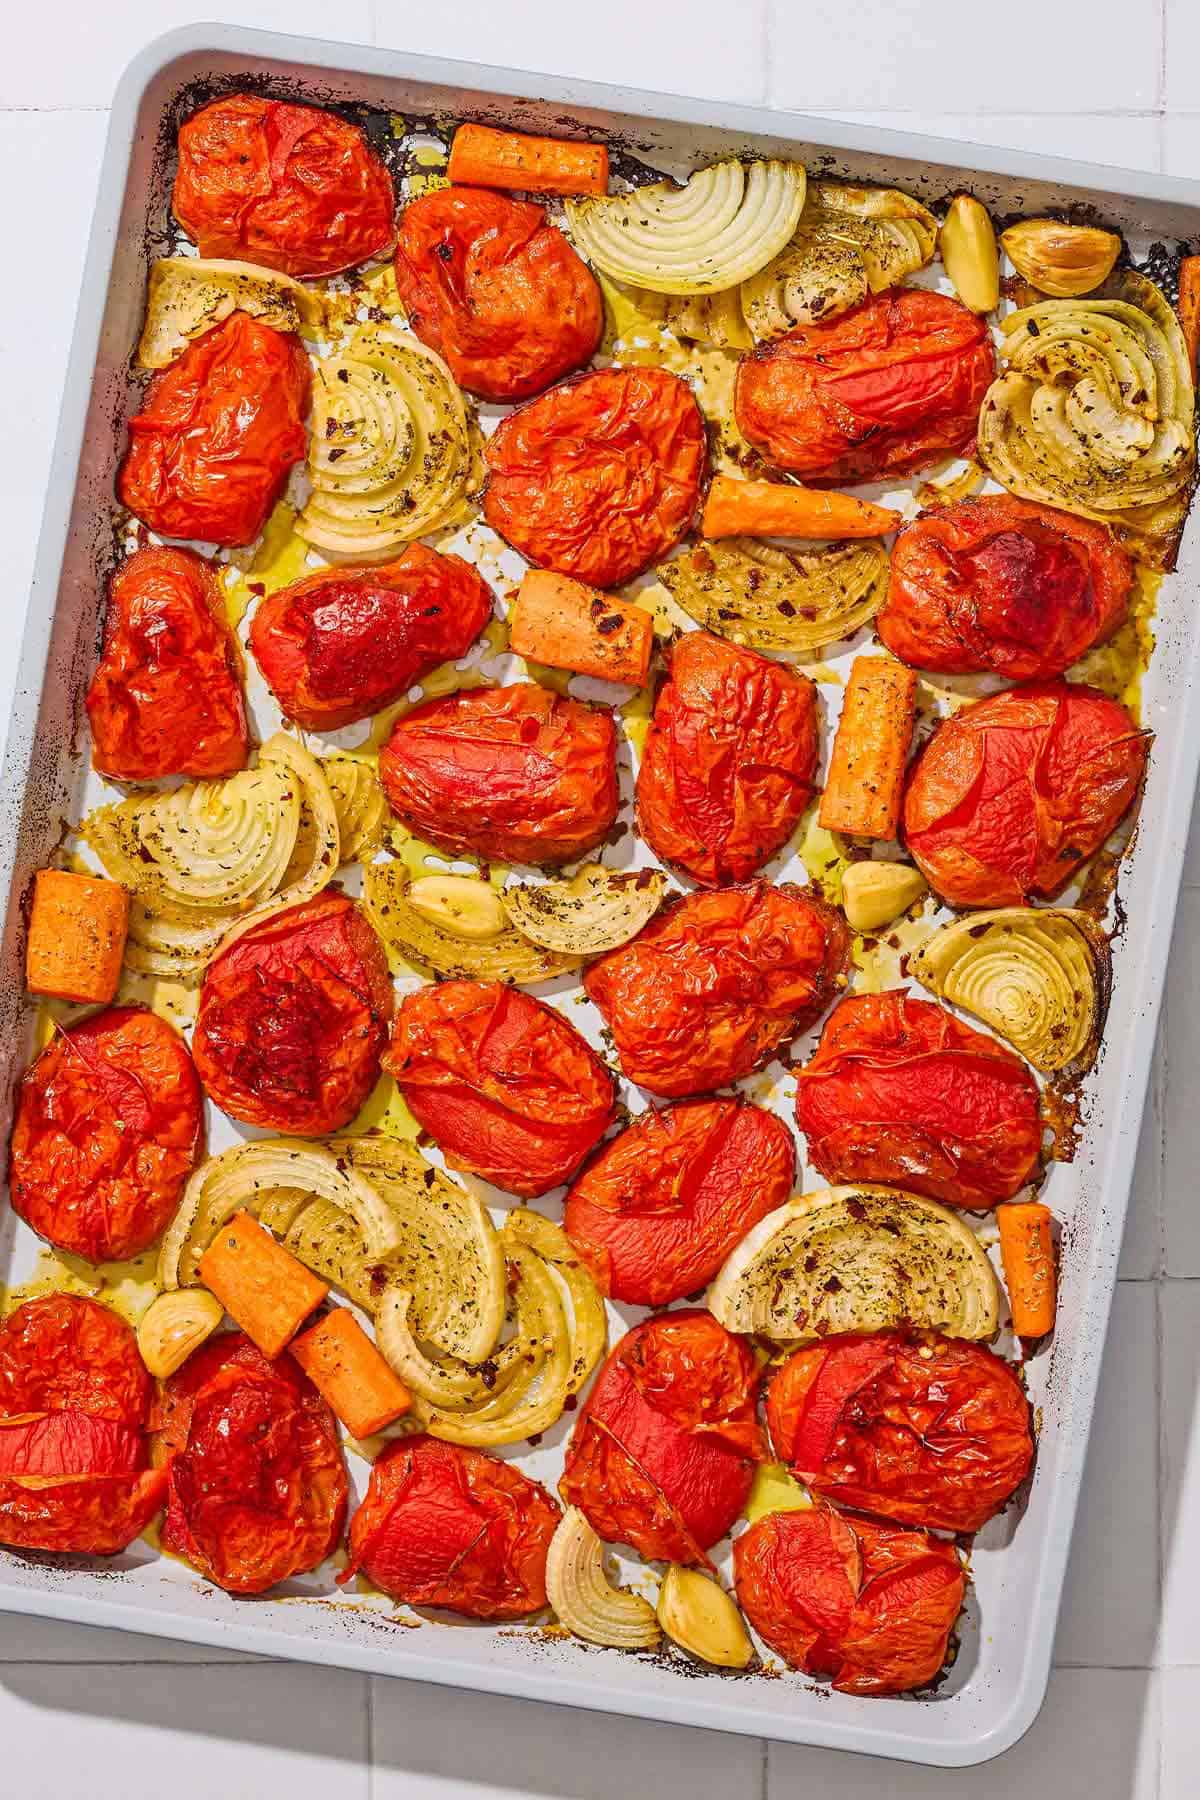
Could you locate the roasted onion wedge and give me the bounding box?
[659,537,888,654]
[502,865,668,956]
[136,256,323,368]
[909,907,1111,1075]
[565,159,806,295]
[297,325,472,562]
[546,1508,661,1650]
[363,860,580,983]
[707,1186,1001,1343]
[323,757,388,866]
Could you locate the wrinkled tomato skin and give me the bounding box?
[341,1436,560,1618]
[795,991,1042,1209]
[483,366,707,588]
[379,682,618,866]
[173,93,395,278]
[192,892,393,1136]
[9,1008,204,1264]
[249,545,494,731]
[903,679,1149,908]
[735,290,994,483]
[0,1470,168,1557]
[118,313,311,548]
[560,1311,763,1566]
[0,1412,143,1478]
[636,631,819,886]
[734,1505,965,1696]
[384,980,615,1197]
[153,1332,347,1595]
[86,546,249,779]
[767,1331,1035,1535]
[0,1297,150,1427]
[564,1098,795,1305]
[879,496,1133,681]
[584,882,851,1099]
[394,187,603,402]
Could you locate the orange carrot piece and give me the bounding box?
[447,122,608,198]
[291,1308,411,1439]
[25,868,130,1004]
[198,1211,328,1360]
[997,1202,1057,1338]
[510,569,654,687]
[819,656,917,840]
[701,475,901,542]
[1178,256,1200,378]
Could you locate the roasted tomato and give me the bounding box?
[735,290,994,483]
[394,187,603,402]
[340,1435,560,1617]
[384,980,615,1196]
[584,882,851,1098]
[86,546,248,780]
[734,1504,965,1695]
[564,1098,795,1305]
[153,1331,347,1595]
[0,1295,165,1557]
[118,313,311,547]
[767,1330,1034,1535]
[173,93,395,278]
[9,1008,204,1264]
[636,631,819,886]
[795,990,1042,1209]
[483,366,707,588]
[878,496,1133,680]
[379,682,618,866]
[249,545,493,731]
[903,679,1149,908]
[560,1311,762,1566]
[192,892,392,1136]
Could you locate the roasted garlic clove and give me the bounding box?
[841,861,928,932]
[1000,220,1120,298]
[405,875,509,942]
[545,1507,661,1649]
[136,1289,225,1379]
[939,195,1000,313]
[657,1566,754,1668]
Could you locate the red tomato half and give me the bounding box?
[795,990,1043,1209]
[767,1332,1034,1535]
[879,496,1133,680]
[154,1332,347,1595]
[903,679,1148,908]
[394,187,603,401]
[9,1008,204,1264]
[385,980,615,1197]
[734,1505,965,1695]
[735,290,994,483]
[341,1436,560,1617]
[118,313,311,547]
[584,882,851,1098]
[0,1412,143,1477]
[0,1296,151,1425]
[564,1098,795,1305]
[379,682,618,866]
[0,1470,168,1557]
[636,631,819,886]
[86,546,249,780]
[173,94,395,278]
[249,545,494,731]
[560,1311,763,1566]
[483,366,707,587]
[192,892,393,1136]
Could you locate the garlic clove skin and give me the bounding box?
[406,875,508,942]
[1000,220,1120,298]
[136,1289,225,1380]
[656,1565,755,1669]
[939,196,1000,313]
[841,861,928,932]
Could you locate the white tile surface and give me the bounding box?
[1165,1,1200,115]
[1162,1669,1200,1800]
[1159,1280,1200,1665]
[1162,113,1200,177]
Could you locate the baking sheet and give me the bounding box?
[1,23,1198,1767]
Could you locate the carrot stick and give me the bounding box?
[1178,256,1200,379]
[510,569,655,687]
[819,656,917,840]
[447,122,608,198]
[25,868,129,1004]
[198,1211,328,1360]
[291,1308,411,1439]
[701,475,901,542]
[997,1202,1057,1338]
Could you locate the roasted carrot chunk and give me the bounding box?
[997,1201,1057,1338]
[291,1309,411,1439]
[447,122,608,197]
[25,869,129,1004]
[1178,256,1200,378]
[510,570,655,687]
[819,656,917,841]
[198,1212,328,1360]
[701,475,901,542]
